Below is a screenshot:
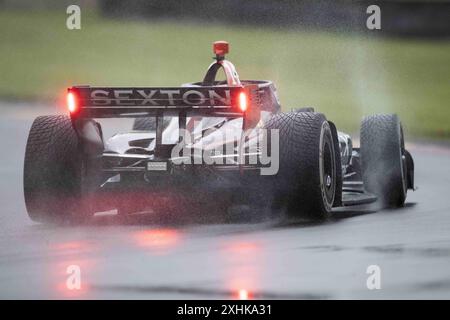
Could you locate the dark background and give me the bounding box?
[99,0,450,37]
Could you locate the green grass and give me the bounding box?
[1,10,450,138]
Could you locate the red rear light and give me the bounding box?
[238,91,247,112]
[67,92,77,113]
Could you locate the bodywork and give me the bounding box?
[66,43,414,214]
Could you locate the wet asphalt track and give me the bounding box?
[1,102,450,299]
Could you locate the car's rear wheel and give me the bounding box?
[23,115,92,223]
[360,114,407,207]
[264,112,340,220]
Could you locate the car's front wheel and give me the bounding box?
[360,114,407,207]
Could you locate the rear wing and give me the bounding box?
[67,85,259,118]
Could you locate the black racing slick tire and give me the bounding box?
[264,112,341,220]
[360,114,407,207]
[23,115,91,223]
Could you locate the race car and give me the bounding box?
[23,41,415,223]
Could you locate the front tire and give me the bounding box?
[360,114,407,207]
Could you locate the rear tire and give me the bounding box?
[23,115,92,223]
[264,112,340,220]
[360,114,407,207]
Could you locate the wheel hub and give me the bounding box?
[326,174,332,188]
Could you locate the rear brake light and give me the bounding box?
[67,92,77,113]
[238,91,247,112]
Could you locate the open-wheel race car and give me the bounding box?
[23,41,415,223]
